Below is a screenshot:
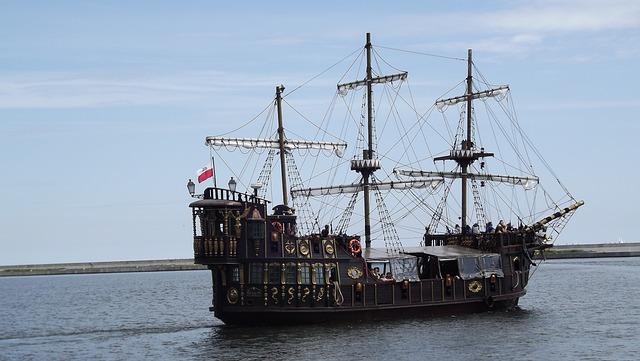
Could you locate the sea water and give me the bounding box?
[1,258,638,360]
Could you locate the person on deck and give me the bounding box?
[321,224,330,237]
[486,222,495,233]
[422,226,430,246]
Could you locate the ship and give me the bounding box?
[186,33,583,326]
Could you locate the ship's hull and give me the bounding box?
[204,247,530,326]
[213,291,523,326]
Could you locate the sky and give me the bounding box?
[1,0,639,265]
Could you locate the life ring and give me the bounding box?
[349,239,361,254]
[272,221,283,233]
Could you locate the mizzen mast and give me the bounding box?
[205,85,347,207]
[276,84,288,206]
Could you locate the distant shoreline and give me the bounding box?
[541,242,640,259]
[2,242,639,277]
[0,259,206,277]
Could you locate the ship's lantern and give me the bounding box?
[228,177,237,192]
[402,279,409,298]
[355,282,363,301]
[187,179,196,196]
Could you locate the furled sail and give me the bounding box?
[394,169,539,190]
[435,85,509,111]
[206,137,347,157]
[338,72,407,96]
[291,178,442,198]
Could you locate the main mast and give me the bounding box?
[362,33,375,248]
[336,33,406,248]
[461,49,473,232]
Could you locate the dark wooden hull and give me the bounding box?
[206,260,529,326]
[215,293,523,326]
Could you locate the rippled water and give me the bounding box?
[1,258,638,360]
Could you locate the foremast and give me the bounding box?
[428,49,583,235]
[434,50,503,231]
[461,49,475,233]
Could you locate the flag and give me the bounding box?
[197,163,214,183]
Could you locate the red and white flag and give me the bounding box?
[196,163,214,183]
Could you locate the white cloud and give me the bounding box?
[0,70,286,109]
[480,0,640,33]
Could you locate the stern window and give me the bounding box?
[301,264,311,285]
[229,265,240,283]
[285,263,297,284]
[314,265,325,285]
[249,263,262,284]
[248,221,264,239]
[268,263,281,284]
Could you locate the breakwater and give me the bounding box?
[540,242,640,259]
[2,242,639,277]
[0,259,206,277]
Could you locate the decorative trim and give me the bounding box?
[347,266,363,280]
[468,280,483,293]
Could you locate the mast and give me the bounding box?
[363,33,374,248]
[461,49,472,232]
[205,84,347,205]
[276,84,288,207]
[335,33,406,248]
[434,49,512,233]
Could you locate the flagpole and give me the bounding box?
[211,155,217,188]
[207,144,216,188]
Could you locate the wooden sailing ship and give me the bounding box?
[187,34,583,325]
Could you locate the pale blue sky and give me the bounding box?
[1,1,638,265]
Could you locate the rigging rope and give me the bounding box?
[336,189,359,236]
[285,47,363,97]
[212,100,274,138]
[286,153,315,235]
[375,45,466,62]
[372,176,404,254]
[470,178,487,227]
[429,178,454,235]
[256,149,275,200]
